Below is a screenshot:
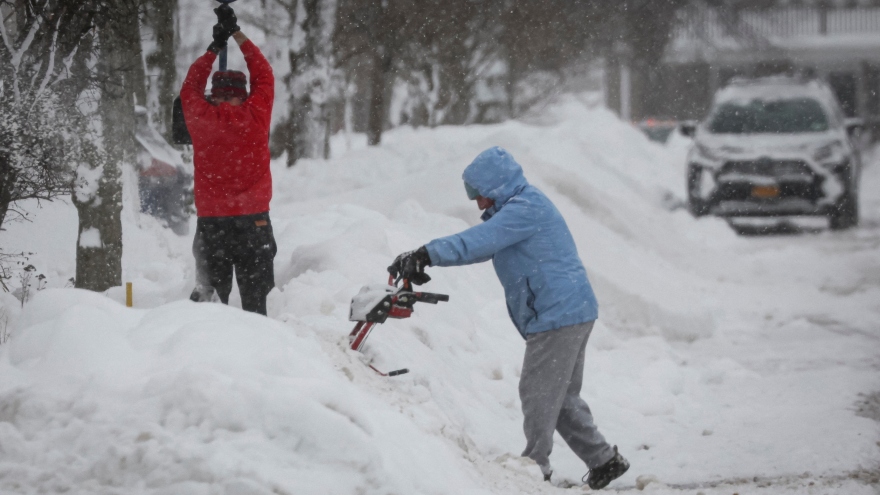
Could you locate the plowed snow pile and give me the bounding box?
[1,94,878,494]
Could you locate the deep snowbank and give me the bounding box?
[1,290,485,494]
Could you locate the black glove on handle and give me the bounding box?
[207,5,239,54]
[208,24,229,53]
[214,4,240,34]
[388,246,432,286]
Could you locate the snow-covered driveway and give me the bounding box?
[0,95,877,494]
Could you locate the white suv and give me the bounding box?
[681,77,862,230]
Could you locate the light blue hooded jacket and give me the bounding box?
[425,147,598,338]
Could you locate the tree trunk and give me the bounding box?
[74,154,124,292]
[74,5,140,292]
[437,60,473,126]
[143,0,178,137]
[505,58,517,118]
[286,0,336,166]
[366,51,389,146]
[0,161,14,230]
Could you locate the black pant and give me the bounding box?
[195,212,277,315]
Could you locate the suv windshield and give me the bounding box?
[708,97,829,134]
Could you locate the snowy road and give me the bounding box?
[0,96,878,494]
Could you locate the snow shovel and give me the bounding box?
[348,275,448,376]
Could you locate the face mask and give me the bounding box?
[464,181,480,200]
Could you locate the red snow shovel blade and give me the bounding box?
[347,277,448,376]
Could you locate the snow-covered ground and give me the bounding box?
[1,95,879,494]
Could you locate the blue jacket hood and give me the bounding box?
[462,147,528,207]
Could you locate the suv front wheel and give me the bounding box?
[687,164,710,217]
[829,193,858,230]
[828,165,858,230]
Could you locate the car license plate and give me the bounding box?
[752,185,780,198]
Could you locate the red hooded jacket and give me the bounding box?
[181,40,274,217]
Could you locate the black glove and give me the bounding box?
[207,6,239,54]
[214,4,240,35]
[208,24,229,54]
[388,246,432,286]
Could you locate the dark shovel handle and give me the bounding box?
[214,0,238,70]
[219,48,227,71]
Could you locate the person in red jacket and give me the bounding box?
[181,7,276,315]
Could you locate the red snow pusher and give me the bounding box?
[348,275,448,376]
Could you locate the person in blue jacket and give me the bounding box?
[388,147,629,489]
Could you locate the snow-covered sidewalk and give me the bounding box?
[0,95,878,494]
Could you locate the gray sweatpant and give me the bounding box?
[519,321,614,475]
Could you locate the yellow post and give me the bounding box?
[126,282,133,308]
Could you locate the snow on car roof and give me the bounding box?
[714,77,835,105]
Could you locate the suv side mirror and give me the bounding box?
[679,121,697,138]
[844,118,864,137]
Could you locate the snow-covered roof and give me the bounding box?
[666,5,880,65]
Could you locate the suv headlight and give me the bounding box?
[812,141,845,165]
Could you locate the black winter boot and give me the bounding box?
[584,446,629,489]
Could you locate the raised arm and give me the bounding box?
[236,32,274,129]
[180,50,217,124]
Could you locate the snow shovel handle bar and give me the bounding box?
[385,274,449,305]
[412,292,449,304]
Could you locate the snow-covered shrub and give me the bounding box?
[0,89,79,230]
